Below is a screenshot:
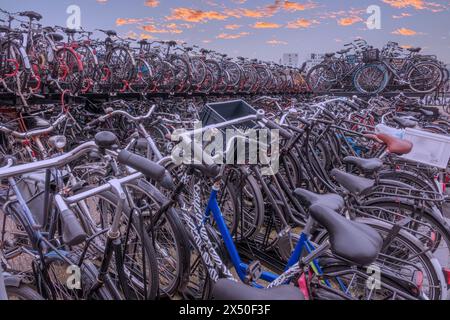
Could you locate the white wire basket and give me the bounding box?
[401,128,450,169]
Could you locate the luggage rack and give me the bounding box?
[364,185,448,202]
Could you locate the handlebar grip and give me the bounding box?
[60,209,87,246]
[117,150,166,182]
[264,119,292,139]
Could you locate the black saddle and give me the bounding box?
[135,138,148,152]
[419,108,434,117]
[324,53,335,58]
[343,156,383,174]
[0,25,12,33]
[331,169,374,195]
[393,116,417,128]
[293,188,344,211]
[309,204,382,266]
[26,116,50,129]
[47,32,64,42]
[104,30,117,37]
[407,47,421,53]
[299,61,307,72]
[19,11,43,21]
[337,48,351,55]
[211,279,304,300]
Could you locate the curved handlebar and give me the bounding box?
[0,114,67,138]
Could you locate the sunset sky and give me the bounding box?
[2,0,449,63]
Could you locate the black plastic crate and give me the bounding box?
[200,99,258,132]
[362,48,380,63]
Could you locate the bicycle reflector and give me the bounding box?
[443,268,450,286]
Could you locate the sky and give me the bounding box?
[1,0,449,64]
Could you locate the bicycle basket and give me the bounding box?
[201,99,258,132]
[362,49,380,63]
[346,54,357,64]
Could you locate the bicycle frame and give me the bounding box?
[202,181,327,287]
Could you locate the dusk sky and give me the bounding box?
[1,0,449,63]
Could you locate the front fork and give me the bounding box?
[88,179,133,299]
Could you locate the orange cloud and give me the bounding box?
[383,0,445,11]
[392,27,418,35]
[338,16,363,26]
[393,12,412,18]
[283,1,317,11]
[252,21,282,29]
[267,39,288,45]
[225,24,241,30]
[286,18,318,28]
[144,0,159,7]
[141,24,183,34]
[224,0,284,19]
[140,33,155,40]
[216,32,250,39]
[116,18,144,26]
[167,8,227,22]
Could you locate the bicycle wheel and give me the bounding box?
[5,283,44,300]
[359,198,450,272]
[353,63,389,94]
[130,57,153,92]
[408,61,443,93]
[190,57,207,86]
[54,47,84,93]
[314,217,445,300]
[106,46,136,87]
[124,180,191,297]
[76,189,159,299]
[306,64,334,92]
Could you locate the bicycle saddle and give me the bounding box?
[134,138,148,152]
[419,108,434,117]
[309,204,382,266]
[330,168,374,195]
[293,188,344,211]
[19,11,43,21]
[0,25,12,33]
[47,32,64,42]
[27,116,50,129]
[407,47,421,53]
[138,39,148,45]
[376,133,413,155]
[104,30,117,37]
[393,116,417,129]
[343,156,383,174]
[299,61,307,72]
[337,48,351,55]
[64,28,77,34]
[324,53,335,58]
[211,279,304,300]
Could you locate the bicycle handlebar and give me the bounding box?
[0,114,67,139]
[0,141,97,179]
[86,104,156,127]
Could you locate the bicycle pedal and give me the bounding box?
[245,260,262,282]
